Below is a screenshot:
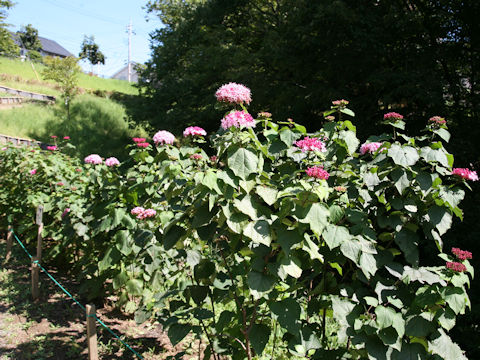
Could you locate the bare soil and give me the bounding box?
[0,241,199,360]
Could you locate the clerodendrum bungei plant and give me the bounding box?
[0,83,476,360]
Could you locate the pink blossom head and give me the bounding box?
[47,145,57,151]
[451,247,472,261]
[325,115,335,121]
[215,82,252,105]
[446,261,467,272]
[183,126,207,137]
[452,168,478,181]
[306,166,330,180]
[153,130,175,145]
[132,137,146,143]
[140,208,156,219]
[56,182,64,186]
[210,155,218,163]
[137,142,150,148]
[61,208,70,218]
[221,110,256,130]
[84,154,103,165]
[295,137,327,152]
[332,99,349,106]
[334,186,347,192]
[131,207,145,216]
[50,135,57,139]
[360,142,383,155]
[190,153,203,160]
[429,116,446,126]
[63,136,70,140]
[29,169,37,175]
[105,157,120,167]
[1,147,7,151]
[384,112,404,121]
[132,207,156,219]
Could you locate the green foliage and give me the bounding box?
[78,35,105,67]
[42,56,81,118]
[0,90,475,359]
[17,24,42,51]
[0,0,19,56]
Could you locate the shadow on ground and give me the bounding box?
[0,240,172,360]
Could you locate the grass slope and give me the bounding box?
[0,56,146,159]
[0,56,138,95]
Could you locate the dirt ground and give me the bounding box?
[0,241,198,360]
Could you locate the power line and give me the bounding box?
[39,0,126,26]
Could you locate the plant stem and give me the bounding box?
[271,319,277,360]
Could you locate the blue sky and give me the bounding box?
[5,0,162,77]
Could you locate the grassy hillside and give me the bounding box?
[0,56,138,95]
[0,56,146,159]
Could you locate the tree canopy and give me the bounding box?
[78,35,105,67]
[0,0,19,56]
[139,0,479,164]
[18,23,41,51]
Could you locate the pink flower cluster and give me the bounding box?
[133,137,146,143]
[429,116,446,126]
[131,207,156,220]
[137,142,150,148]
[183,126,206,137]
[452,247,472,261]
[56,182,64,186]
[384,112,404,121]
[295,137,327,152]
[452,168,478,181]
[47,145,57,151]
[334,186,347,192]
[215,82,252,105]
[61,208,70,218]
[446,262,467,272]
[360,142,383,155]
[153,130,175,145]
[84,154,103,164]
[190,154,202,160]
[306,166,330,180]
[105,157,120,167]
[63,136,70,140]
[332,99,349,106]
[221,110,255,130]
[325,115,335,121]
[29,169,37,175]
[51,135,57,139]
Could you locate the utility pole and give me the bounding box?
[127,20,132,82]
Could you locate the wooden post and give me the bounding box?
[31,256,39,300]
[36,223,43,263]
[5,225,13,263]
[86,304,99,360]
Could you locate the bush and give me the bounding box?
[0,85,475,359]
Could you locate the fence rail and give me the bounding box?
[0,133,41,147]
[0,85,55,103]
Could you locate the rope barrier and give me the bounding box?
[8,227,145,360]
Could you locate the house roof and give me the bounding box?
[38,36,72,57]
[10,31,72,57]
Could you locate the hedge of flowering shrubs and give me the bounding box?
[0,82,477,359]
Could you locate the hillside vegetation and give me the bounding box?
[0,56,138,95]
[0,56,145,159]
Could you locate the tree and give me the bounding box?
[0,0,19,56]
[17,23,42,61]
[18,23,41,50]
[78,35,105,75]
[42,56,81,120]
